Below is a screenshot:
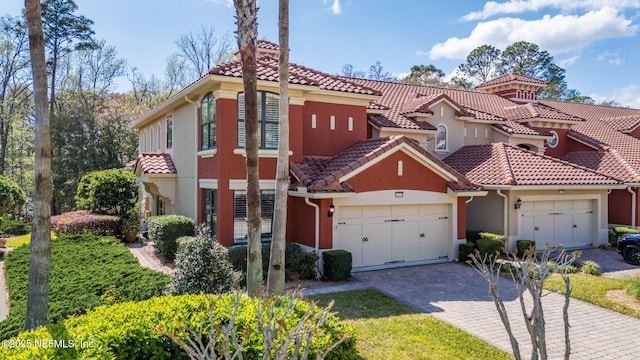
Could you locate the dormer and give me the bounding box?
[476,73,547,102]
[399,93,472,121]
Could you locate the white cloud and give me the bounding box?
[428,7,637,59]
[558,55,580,67]
[207,0,233,7]
[597,50,623,65]
[592,85,640,108]
[462,0,640,21]
[323,0,342,14]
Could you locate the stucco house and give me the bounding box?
[130,41,639,270]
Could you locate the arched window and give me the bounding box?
[237,91,279,149]
[547,130,559,148]
[435,124,448,151]
[200,92,216,150]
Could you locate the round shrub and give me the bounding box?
[75,169,138,216]
[295,251,319,280]
[167,228,240,295]
[0,293,357,360]
[579,260,601,276]
[148,215,195,260]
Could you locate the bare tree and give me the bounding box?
[24,0,53,331]
[267,0,289,295]
[234,0,262,296]
[468,246,577,360]
[175,25,234,79]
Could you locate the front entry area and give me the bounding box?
[334,204,451,268]
[519,199,595,249]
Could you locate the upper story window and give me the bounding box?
[166,115,173,149]
[237,91,279,150]
[201,93,216,150]
[435,124,448,151]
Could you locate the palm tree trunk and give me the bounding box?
[24,0,53,331]
[234,0,262,296]
[267,0,289,295]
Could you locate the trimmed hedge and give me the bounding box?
[51,210,121,236]
[515,239,536,258]
[148,215,195,260]
[0,235,170,340]
[75,168,138,216]
[609,226,639,246]
[0,293,357,360]
[465,230,483,244]
[228,242,305,274]
[477,232,506,258]
[323,250,352,281]
[458,242,477,262]
[0,219,30,236]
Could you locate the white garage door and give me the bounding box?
[520,200,594,249]
[335,204,450,268]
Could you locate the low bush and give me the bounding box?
[323,250,352,281]
[627,277,640,300]
[51,210,120,236]
[296,251,320,280]
[228,245,248,272]
[285,242,303,268]
[579,260,601,276]
[0,234,170,340]
[477,233,506,258]
[466,230,483,244]
[0,176,26,215]
[516,239,536,258]
[609,226,639,246]
[546,261,580,274]
[459,242,477,262]
[167,228,240,295]
[229,242,305,275]
[148,215,195,260]
[0,293,357,360]
[0,219,30,236]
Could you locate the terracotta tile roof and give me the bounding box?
[135,153,177,174]
[476,72,547,89]
[209,56,381,96]
[562,150,640,183]
[538,99,640,122]
[256,40,279,51]
[503,103,584,123]
[443,142,622,186]
[601,114,640,133]
[493,121,550,137]
[367,101,390,111]
[290,135,480,192]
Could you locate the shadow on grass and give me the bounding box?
[309,288,419,320]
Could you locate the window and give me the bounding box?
[237,91,279,150]
[204,189,216,237]
[201,93,216,150]
[233,190,275,242]
[435,124,447,151]
[155,195,164,216]
[166,115,173,149]
[548,131,559,148]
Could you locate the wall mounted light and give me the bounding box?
[514,197,522,210]
[328,204,335,217]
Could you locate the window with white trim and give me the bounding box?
[166,115,173,149]
[233,190,275,242]
[237,91,279,150]
[435,124,448,151]
[201,93,216,150]
[204,189,216,237]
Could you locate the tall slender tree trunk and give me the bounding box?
[267,0,289,295]
[24,0,52,331]
[234,0,262,296]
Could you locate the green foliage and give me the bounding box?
[296,251,320,280]
[51,210,120,236]
[75,168,138,216]
[609,226,639,246]
[465,230,483,243]
[0,219,31,236]
[477,232,506,258]
[323,250,352,281]
[228,245,248,272]
[458,242,477,262]
[148,215,195,260]
[579,260,601,276]
[516,239,536,258]
[285,242,303,268]
[0,176,26,215]
[167,227,240,295]
[545,261,580,274]
[0,234,170,340]
[627,277,640,300]
[0,293,356,360]
[228,242,305,275]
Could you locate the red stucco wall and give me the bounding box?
[302,101,368,156]
[540,128,570,158]
[609,188,639,226]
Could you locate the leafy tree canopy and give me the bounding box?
[0,175,26,214]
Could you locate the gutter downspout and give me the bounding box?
[465,196,474,204]
[627,186,637,228]
[185,95,199,224]
[496,190,508,237]
[304,197,320,253]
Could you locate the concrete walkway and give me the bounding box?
[304,248,640,359]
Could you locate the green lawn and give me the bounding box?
[545,273,640,319]
[4,232,56,247]
[310,289,512,360]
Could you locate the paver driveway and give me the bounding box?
[305,248,640,359]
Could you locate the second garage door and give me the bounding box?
[335,204,450,268]
[519,199,594,249]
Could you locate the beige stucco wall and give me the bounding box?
[466,191,505,234]
[464,123,494,146]
[171,104,197,220]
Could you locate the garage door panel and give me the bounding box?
[364,222,393,266]
[554,213,574,247]
[420,218,448,260]
[365,206,392,219]
[336,223,364,267]
[392,220,420,262]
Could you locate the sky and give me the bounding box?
[4,0,640,107]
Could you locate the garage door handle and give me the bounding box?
[362,237,369,242]
[420,233,425,238]
[535,226,539,231]
[573,224,577,228]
